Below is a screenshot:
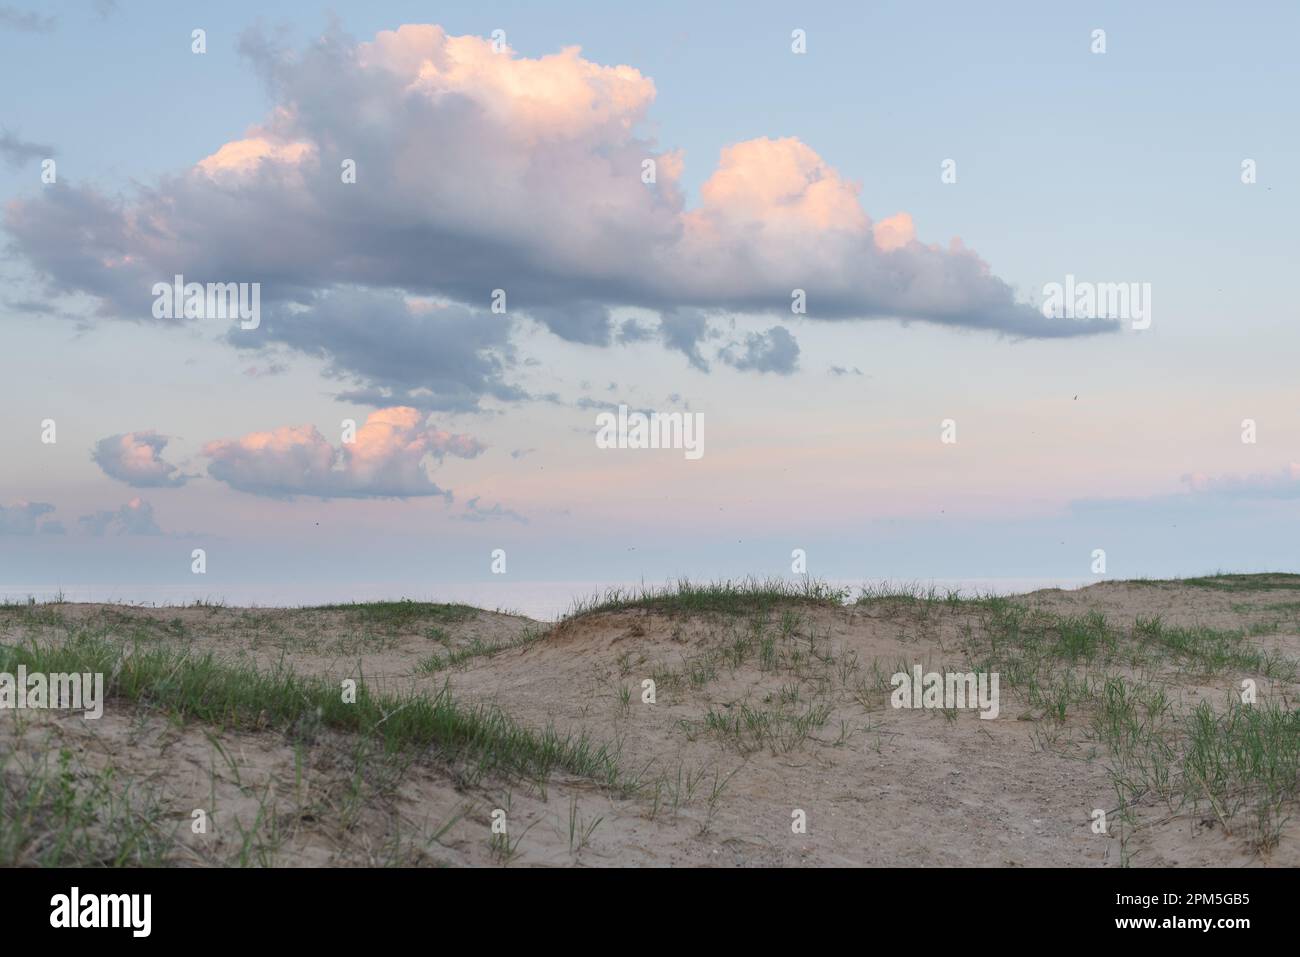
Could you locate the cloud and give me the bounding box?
[1181,463,1300,499]
[0,129,53,168]
[658,309,714,372]
[617,319,656,344]
[574,396,655,417]
[0,6,56,32]
[92,431,189,487]
[229,288,522,412]
[203,406,484,499]
[78,497,162,536]
[0,501,55,535]
[2,22,1112,394]
[718,325,799,375]
[527,302,614,346]
[460,496,528,524]
[242,361,289,377]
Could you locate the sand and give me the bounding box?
[1,577,1297,867]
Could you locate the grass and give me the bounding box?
[968,602,1295,689]
[0,745,176,867]
[560,577,849,621]
[567,794,604,854]
[0,634,630,792]
[1182,698,1300,848]
[1134,573,1300,593]
[413,630,544,675]
[310,599,478,633]
[0,721,475,867]
[690,698,834,755]
[856,580,993,609]
[0,601,67,628]
[4,574,1297,865]
[961,594,1300,853]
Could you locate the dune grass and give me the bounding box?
[960,596,1300,851]
[1132,572,1300,592]
[560,577,850,621]
[0,745,177,867]
[414,629,545,674]
[310,598,479,633]
[0,634,629,791]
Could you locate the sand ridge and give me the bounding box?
[1,577,1297,866]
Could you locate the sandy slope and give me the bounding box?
[2,578,1297,867]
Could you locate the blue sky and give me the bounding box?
[1,1,1297,606]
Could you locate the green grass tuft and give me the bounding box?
[561,577,848,621]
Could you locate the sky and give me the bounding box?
[0,1,1297,611]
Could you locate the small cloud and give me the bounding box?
[460,496,528,525]
[78,497,162,536]
[0,501,55,536]
[242,361,289,378]
[575,396,655,416]
[510,448,537,460]
[659,310,714,372]
[1181,463,1300,499]
[92,431,189,488]
[0,128,54,168]
[718,325,799,375]
[203,406,484,499]
[0,5,57,32]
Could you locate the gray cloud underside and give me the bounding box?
[227,289,523,412]
[2,24,1116,412]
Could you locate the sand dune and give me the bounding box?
[2,575,1297,867]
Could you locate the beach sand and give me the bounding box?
[2,575,1297,867]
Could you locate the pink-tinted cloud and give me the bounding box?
[78,496,162,536]
[873,212,917,253]
[0,501,57,535]
[196,136,314,178]
[3,22,1113,409]
[92,431,189,487]
[203,406,484,499]
[691,137,869,233]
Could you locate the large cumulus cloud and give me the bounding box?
[3,23,1113,406]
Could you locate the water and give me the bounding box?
[0,577,1092,621]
